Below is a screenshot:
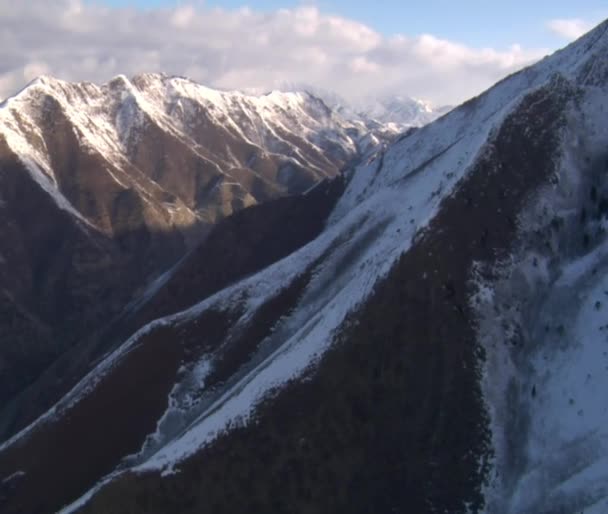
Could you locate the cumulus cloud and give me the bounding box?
[547,18,596,40]
[0,0,549,105]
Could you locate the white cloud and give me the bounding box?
[0,0,549,105]
[23,62,51,82]
[547,18,595,40]
[349,56,380,73]
[171,5,197,29]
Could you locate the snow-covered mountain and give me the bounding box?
[278,83,451,131]
[0,74,395,442]
[353,94,452,128]
[1,18,608,514]
[0,73,390,234]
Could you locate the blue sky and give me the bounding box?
[95,0,608,49]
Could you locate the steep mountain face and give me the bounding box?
[1,19,608,514]
[0,75,387,441]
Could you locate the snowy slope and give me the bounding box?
[476,27,608,512]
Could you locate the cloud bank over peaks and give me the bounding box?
[0,0,550,105]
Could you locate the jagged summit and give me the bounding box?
[0,71,395,235]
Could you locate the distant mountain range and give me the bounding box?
[350,95,452,128]
[2,18,608,514]
[273,82,452,130]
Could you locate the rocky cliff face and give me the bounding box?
[2,19,608,514]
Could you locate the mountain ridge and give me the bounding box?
[0,72,395,444]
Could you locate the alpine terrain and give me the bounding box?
[1,18,608,514]
[0,73,400,445]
